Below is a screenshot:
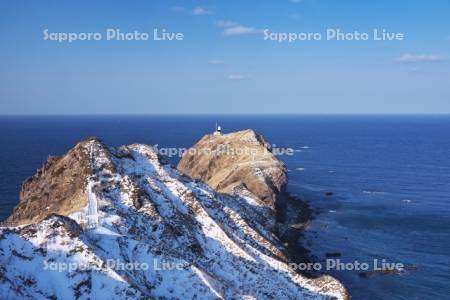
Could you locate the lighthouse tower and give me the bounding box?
[213,123,222,136]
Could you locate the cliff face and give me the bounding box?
[177,129,287,214]
[177,129,309,264]
[0,137,348,299]
[5,138,113,226]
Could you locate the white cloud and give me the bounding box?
[228,74,244,80]
[192,7,212,16]
[397,54,443,63]
[208,59,224,65]
[223,26,262,36]
[216,20,263,36]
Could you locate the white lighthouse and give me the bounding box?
[213,123,222,136]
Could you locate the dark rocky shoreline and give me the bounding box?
[277,192,317,276]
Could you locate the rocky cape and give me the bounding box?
[0,131,348,299]
[178,129,287,215]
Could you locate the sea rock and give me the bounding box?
[358,269,402,278]
[359,264,417,278]
[0,137,348,299]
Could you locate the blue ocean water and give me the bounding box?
[0,115,449,299]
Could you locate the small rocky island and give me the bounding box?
[0,130,348,299]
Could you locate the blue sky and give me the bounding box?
[0,0,449,114]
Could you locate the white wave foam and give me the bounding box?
[362,190,386,195]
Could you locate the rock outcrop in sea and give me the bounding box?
[0,133,348,299]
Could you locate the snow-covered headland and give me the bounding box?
[0,132,348,299]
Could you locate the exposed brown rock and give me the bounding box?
[5,138,108,226]
[177,129,287,212]
[1,135,349,299]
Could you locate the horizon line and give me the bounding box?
[1,113,450,117]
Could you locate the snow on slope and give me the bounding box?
[0,139,347,299]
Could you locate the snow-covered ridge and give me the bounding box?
[0,138,348,299]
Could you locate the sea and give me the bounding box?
[0,115,449,300]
